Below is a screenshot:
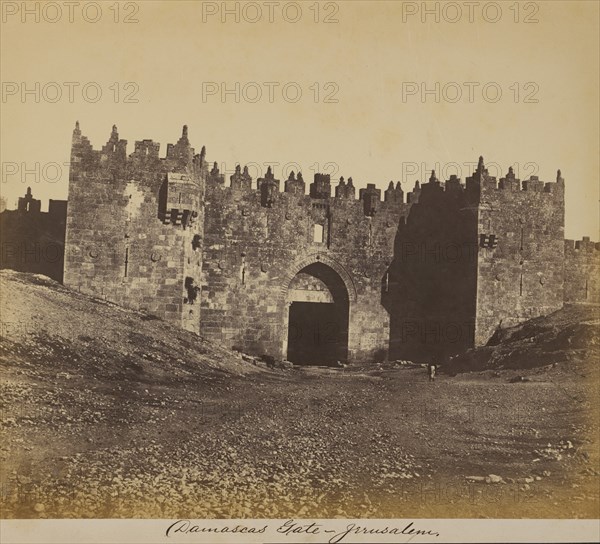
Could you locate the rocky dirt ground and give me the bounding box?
[0,271,598,519]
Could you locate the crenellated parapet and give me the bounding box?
[462,155,564,197]
[445,174,462,193]
[565,236,600,254]
[335,177,355,200]
[284,171,305,195]
[131,139,161,160]
[206,165,411,219]
[202,155,567,240]
[470,158,565,199]
[403,171,465,207]
[17,186,42,214]
[498,166,520,191]
[310,173,332,199]
[101,125,127,159]
[230,164,253,191]
[69,127,569,235]
[70,123,208,182]
[257,166,280,208]
[69,122,208,234]
[208,161,225,185]
[407,181,421,203]
[384,181,403,204]
[165,125,198,167]
[359,184,381,216]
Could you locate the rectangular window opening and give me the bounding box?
[313,224,324,243]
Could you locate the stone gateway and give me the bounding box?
[61,124,599,364]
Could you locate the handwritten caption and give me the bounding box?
[165,519,439,543]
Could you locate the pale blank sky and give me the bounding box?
[1,0,598,240]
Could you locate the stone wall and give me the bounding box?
[0,188,66,283]
[201,168,408,361]
[59,124,597,364]
[564,237,600,304]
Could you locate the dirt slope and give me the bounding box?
[0,270,257,383]
[445,304,600,373]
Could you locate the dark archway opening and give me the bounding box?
[286,262,349,365]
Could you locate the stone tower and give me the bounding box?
[63,123,206,333]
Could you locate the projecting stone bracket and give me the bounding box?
[480,234,498,249]
[161,208,198,228]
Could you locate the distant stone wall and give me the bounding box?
[564,238,600,304]
[0,188,66,283]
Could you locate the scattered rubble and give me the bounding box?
[1,271,598,519]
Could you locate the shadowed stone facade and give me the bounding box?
[61,124,600,363]
[0,187,67,283]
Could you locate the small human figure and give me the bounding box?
[427,361,437,382]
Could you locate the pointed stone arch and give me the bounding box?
[281,254,354,364]
[278,253,358,304]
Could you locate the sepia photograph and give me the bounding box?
[0,1,599,542]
